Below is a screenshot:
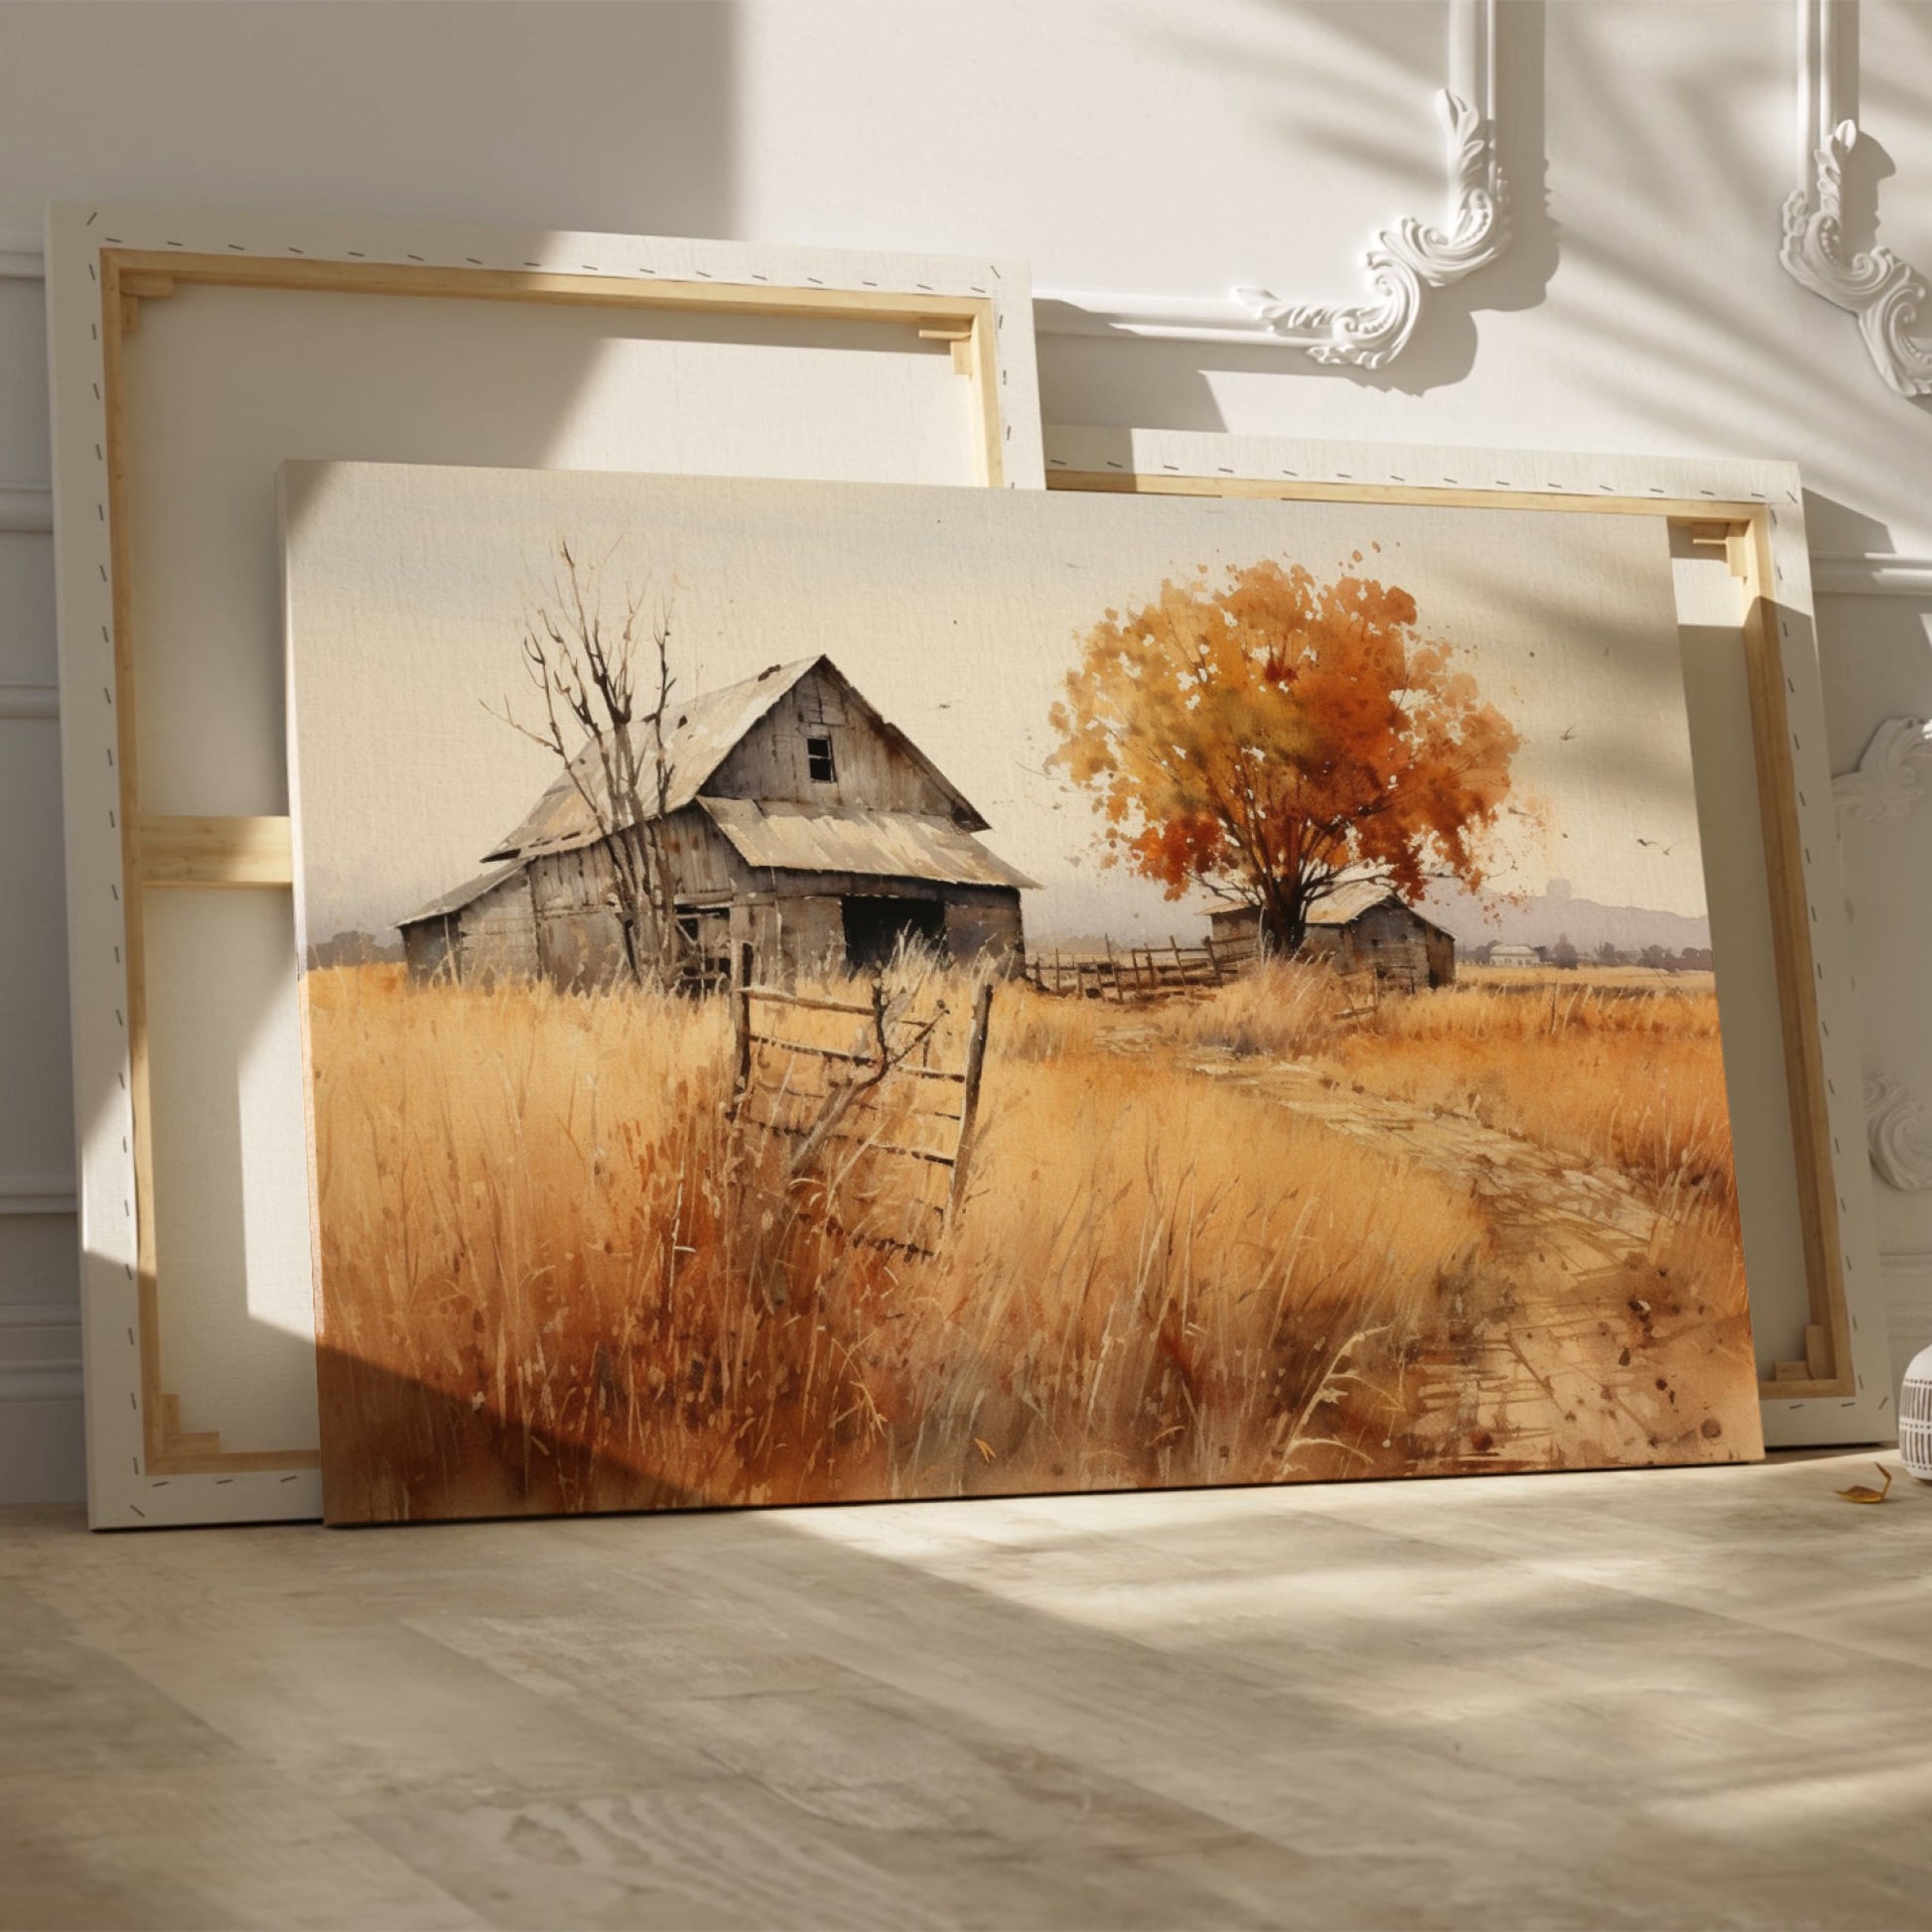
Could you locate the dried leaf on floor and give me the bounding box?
[1835,1464,1894,1505]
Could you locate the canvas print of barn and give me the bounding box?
[284,462,1764,1524]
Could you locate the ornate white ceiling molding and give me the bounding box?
[1781,0,1932,399]
[1834,717,1932,825]
[1035,0,1509,365]
[1864,1075,1932,1191]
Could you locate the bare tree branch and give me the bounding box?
[484,537,694,987]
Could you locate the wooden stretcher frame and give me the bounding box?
[45,202,1043,1526]
[1042,425,1891,1449]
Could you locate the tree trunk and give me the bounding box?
[1256,879,1307,957]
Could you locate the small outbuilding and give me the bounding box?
[397,861,537,987]
[1208,881,1456,991]
[1487,943,1544,969]
[399,655,1035,990]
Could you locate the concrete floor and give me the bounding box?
[3,1451,1930,1930]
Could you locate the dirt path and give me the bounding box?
[1178,1043,1660,1270]
[1096,1020,1759,1469]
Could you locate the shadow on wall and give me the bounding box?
[1803,486,1930,759]
[0,4,738,240]
[2,0,744,1510]
[1035,0,1554,418]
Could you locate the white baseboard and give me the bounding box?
[0,1299,85,1507]
[0,1396,84,1506]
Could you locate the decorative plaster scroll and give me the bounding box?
[1234,92,1508,369]
[1864,1074,1932,1191]
[1035,0,1509,364]
[1781,0,1932,399]
[1834,717,1932,825]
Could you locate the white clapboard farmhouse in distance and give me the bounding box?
[399,656,1035,990]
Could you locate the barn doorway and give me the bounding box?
[842,895,946,971]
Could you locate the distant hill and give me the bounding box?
[1420,884,1711,957]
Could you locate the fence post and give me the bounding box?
[948,979,996,1223]
[1204,933,1224,986]
[730,939,755,1115]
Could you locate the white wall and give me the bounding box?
[3,0,1928,1502]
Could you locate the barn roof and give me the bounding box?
[698,797,1036,891]
[1307,879,1414,926]
[1311,882,1455,937]
[483,655,987,864]
[1219,880,1455,936]
[397,860,525,929]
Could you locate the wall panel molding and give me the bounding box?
[0,482,54,532]
[0,1303,82,1408]
[0,683,58,722]
[1811,552,1932,597]
[0,230,42,281]
[1035,0,1509,365]
[1833,719,1932,1194]
[1781,0,1932,398]
[0,1174,79,1218]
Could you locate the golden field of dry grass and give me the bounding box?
[305,957,1759,1523]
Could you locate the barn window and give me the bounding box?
[806,733,837,782]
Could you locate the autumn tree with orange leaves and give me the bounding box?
[1048,559,1521,953]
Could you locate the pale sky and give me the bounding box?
[284,461,1706,948]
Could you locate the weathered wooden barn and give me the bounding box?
[398,656,1035,989]
[1208,880,1456,990]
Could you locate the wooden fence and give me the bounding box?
[727,943,993,1253]
[1024,931,1260,1003]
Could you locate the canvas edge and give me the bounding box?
[46,199,1046,1530]
[1040,424,1891,1451]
